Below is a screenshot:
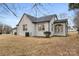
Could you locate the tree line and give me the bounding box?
[0,22,12,34]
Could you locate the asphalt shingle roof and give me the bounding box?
[54,19,68,23]
[25,13,57,23]
[17,13,67,26]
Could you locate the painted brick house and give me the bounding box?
[12,13,68,37]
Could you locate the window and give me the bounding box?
[23,24,27,31]
[42,24,45,30]
[55,24,63,33]
[38,25,41,31]
[38,24,45,31]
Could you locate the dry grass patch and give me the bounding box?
[0,32,79,56]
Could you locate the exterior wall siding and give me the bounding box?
[12,29,17,35]
[35,22,49,36]
[49,17,57,36]
[15,15,67,37]
[17,15,35,36]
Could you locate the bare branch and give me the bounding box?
[39,4,50,14]
[36,6,47,16]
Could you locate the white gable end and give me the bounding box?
[17,15,35,36]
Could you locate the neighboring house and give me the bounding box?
[12,27,17,35]
[12,13,68,37]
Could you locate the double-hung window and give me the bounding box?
[23,24,27,31]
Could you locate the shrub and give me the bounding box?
[44,31,51,38]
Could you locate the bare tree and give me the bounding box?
[69,3,79,34]
[0,22,12,34]
[74,11,79,33]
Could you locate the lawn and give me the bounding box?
[0,32,79,56]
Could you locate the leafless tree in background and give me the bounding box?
[69,3,79,34]
[74,11,79,33]
[0,22,12,34]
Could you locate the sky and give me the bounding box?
[0,3,75,28]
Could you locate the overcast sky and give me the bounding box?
[0,3,74,28]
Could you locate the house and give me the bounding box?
[12,27,17,35]
[12,13,68,37]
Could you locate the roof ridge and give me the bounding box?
[16,13,58,26]
[24,13,57,19]
[24,13,37,18]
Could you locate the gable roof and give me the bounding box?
[16,13,36,26]
[17,13,57,26]
[33,15,57,23]
[25,14,37,22]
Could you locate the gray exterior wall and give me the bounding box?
[16,15,57,36]
[12,29,17,35]
[34,16,57,36]
[15,14,67,37]
[35,22,49,36]
[17,15,35,36]
[49,16,57,36]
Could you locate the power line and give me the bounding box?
[30,3,49,17]
[39,4,50,14]
[36,6,47,16]
[3,3,17,17]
